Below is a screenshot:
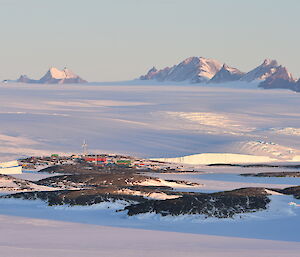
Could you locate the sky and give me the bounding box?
[0,0,299,82]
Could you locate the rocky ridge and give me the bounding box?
[140,57,299,92]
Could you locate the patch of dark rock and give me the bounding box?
[0,174,36,191]
[208,163,300,169]
[39,163,153,175]
[165,179,201,187]
[276,186,300,199]
[127,185,174,192]
[241,172,300,177]
[2,188,146,206]
[125,187,270,218]
[36,173,155,189]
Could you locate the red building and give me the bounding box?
[84,157,107,162]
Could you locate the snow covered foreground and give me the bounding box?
[0,193,299,242]
[1,215,300,257]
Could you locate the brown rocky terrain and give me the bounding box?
[2,160,300,218]
[241,172,300,178]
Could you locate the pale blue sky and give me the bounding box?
[0,0,299,81]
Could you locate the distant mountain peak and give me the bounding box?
[259,65,296,90]
[13,67,87,84]
[222,63,230,69]
[18,74,30,80]
[140,56,222,83]
[138,56,299,92]
[262,59,278,67]
[221,63,243,73]
[182,56,206,65]
[16,74,37,83]
[140,66,159,80]
[241,59,280,82]
[148,66,157,73]
[183,56,198,64]
[47,67,79,80]
[209,63,245,83]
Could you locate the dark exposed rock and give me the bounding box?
[125,187,270,218]
[3,185,271,218]
[3,188,145,206]
[164,179,200,187]
[277,186,300,199]
[242,172,300,178]
[259,66,295,90]
[294,79,300,92]
[36,173,154,189]
[0,174,48,192]
[39,163,138,175]
[4,158,299,219]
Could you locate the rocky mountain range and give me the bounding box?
[4,58,300,91]
[140,57,300,91]
[9,67,87,84]
[140,57,222,83]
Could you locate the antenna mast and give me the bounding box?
[82,140,88,156]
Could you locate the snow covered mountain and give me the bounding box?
[39,67,87,84]
[14,67,87,84]
[140,57,299,92]
[16,75,38,84]
[295,79,300,92]
[240,59,279,82]
[140,57,222,83]
[259,66,295,90]
[209,64,245,83]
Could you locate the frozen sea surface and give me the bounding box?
[158,172,300,186]
[2,214,300,257]
[1,83,300,161]
[0,194,299,242]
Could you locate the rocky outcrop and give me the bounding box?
[241,172,300,178]
[275,186,300,199]
[36,173,154,189]
[0,174,56,192]
[4,188,146,206]
[3,184,274,218]
[125,187,270,218]
[3,158,300,218]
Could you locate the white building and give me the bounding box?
[0,161,22,174]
